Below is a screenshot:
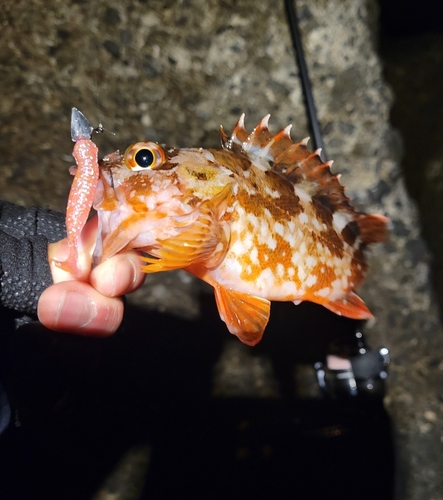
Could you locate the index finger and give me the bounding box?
[90,251,146,297]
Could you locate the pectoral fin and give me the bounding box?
[214,286,271,346]
[141,185,231,273]
[321,292,373,320]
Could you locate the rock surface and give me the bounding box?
[381,32,443,315]
[1,0,442,499]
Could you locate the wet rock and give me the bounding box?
[0,0,441,498]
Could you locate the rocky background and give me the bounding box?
[0,0,442,499]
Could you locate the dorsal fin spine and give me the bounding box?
[258,114,270,131]
[272,125,292,145]
[220,125,228,148]
[218,114,388,262]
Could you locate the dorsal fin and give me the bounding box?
[221,114,352,211]
[220,115,389,245]
[221,113,293,162]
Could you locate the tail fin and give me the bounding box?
[358,214,389,245]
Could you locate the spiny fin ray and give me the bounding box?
[222,115,352,211]
[221,114,389,242]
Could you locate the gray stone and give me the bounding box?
[0,0,442,498]
[381,32,443,317]
[213,340,280,398]
[127,270,200,320]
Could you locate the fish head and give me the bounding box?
[93,141,234,264]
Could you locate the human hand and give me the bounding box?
[37,217,145,336]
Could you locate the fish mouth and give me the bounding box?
[98,150,124,188]
[97,163,114,189]
[106,167,115,190]
[92,167,116,212]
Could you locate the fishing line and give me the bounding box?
[79,0,104,129]
[284,0,326,161]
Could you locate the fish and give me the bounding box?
[92,114,388,345]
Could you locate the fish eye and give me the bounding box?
[124,142,166,171]
[135,148,154,167]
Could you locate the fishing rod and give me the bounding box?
[284,0,391,398]
[284,0,326,162]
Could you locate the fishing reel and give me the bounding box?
[314,330,390,399]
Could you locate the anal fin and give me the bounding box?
[214,286,271,346]
[321,292,373,320]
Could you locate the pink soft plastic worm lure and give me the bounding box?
[53,108,99,276]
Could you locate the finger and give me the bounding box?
[37,281,123,336]
[77,215,99,256]
[90,251,146,297]
[48,216,99,284]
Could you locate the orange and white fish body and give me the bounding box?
[93,115,388,345]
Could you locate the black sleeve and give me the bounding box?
[0,201,66,314]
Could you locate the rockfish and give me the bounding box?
[91,115,388,345]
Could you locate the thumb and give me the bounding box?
[37,281,123,336]
[48,216,99,283]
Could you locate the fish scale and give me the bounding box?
[91,115,388,345]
